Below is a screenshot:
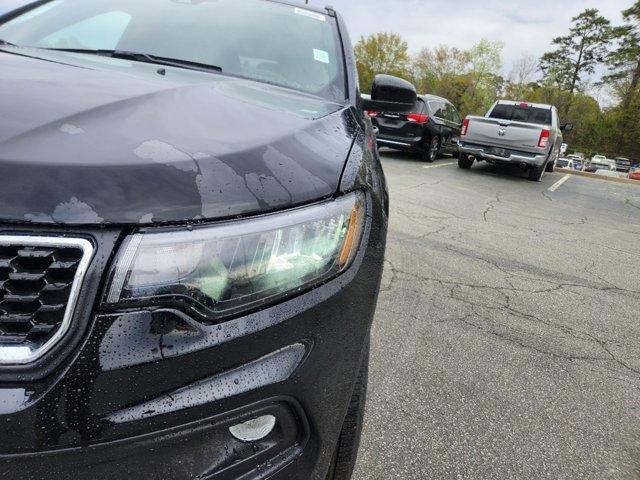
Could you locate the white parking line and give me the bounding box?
[548,174,571,192]
[423,162,457,169]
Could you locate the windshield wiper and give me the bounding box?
[41,48,222,73]
[0,39,17,47]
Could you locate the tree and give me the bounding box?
[540,9,613,100]
[604,1,640,108]
[507,53,539,100]
[411,46,471,94]
[601,1,640,157]
[461,40,504,115]
[354,33,411,93]
[408,40,502,116]
[467,40,503,99]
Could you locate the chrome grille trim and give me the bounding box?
[0,235,94,365]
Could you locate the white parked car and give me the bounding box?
[586,157,617,172]
[555,157,575,169]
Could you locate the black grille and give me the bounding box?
[0,244,84,345]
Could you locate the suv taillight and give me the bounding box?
[366,111,379,117]
[461,118,470,136]
[538,129,550,148]
[407,113,429,124]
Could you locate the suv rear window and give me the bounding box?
[489,104,552,125]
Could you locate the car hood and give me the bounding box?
[0,49,358,225]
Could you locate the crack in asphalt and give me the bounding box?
[396,226,449,244]
[438,243,640,296]
[380,250,640,377]
[448,307,609,363]
[448,286,640,375]
[395,179,444,192]
[382,265,640,377]
[380,160,640,384]
[584,261,618,289]
[512,212,589,227]
[482,192,502,222]
[395,208,451,226]
[380,258,400,293]
[625,198,640,210]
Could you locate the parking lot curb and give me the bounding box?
[555,168,640,186]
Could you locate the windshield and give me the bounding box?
[489,104,552,125]
[0,0,346,103]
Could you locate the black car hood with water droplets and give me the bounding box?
[0,48,358,225]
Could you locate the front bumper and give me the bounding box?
[458,141,548,167]
[0,195,387,480]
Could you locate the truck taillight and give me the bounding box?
[407,113,429,124]
[461,118,470,136]
[538,129,550,148]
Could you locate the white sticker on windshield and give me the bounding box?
[294,7,327,22]
[313,49,330,64]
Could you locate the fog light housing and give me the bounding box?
[229,415,277,442]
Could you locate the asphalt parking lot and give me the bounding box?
[353,150,640,480]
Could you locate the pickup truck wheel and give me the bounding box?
[545,160,555,173]
[458,153,474,169]
[528,164,545,182]
[423,136,439,163]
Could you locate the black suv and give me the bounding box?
[0,1,416,479]
[369,94,462,162]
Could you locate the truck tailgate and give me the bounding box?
[464,116,546,154]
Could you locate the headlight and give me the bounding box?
[104,192,366,321]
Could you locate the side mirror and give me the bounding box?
[561,123,574,133]
[362,74,417,114]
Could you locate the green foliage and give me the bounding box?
[354,32,410,94]
[353,3,640,161]
[412,45,471,94]
[409,40,504,117]
[602,0,640,157]
[540,9,613,96]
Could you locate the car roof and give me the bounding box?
[418,94,451,104]
[418,93,456,108]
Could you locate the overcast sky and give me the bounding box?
[314,0,630,79]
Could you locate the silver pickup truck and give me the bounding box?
[457,100,573,181]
